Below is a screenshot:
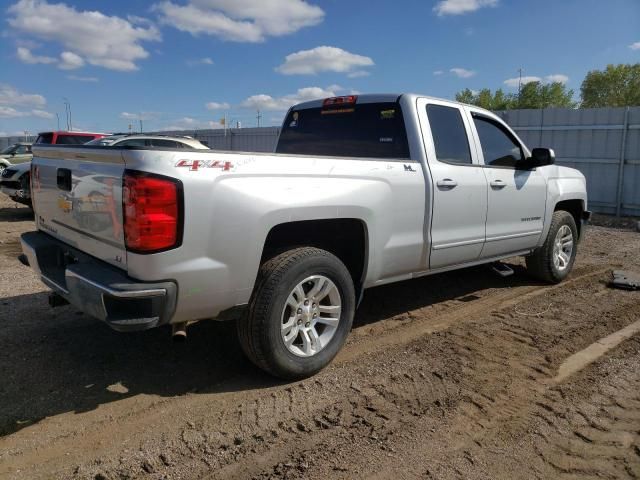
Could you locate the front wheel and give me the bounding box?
[237,247,355,379]
[526,210,578,283]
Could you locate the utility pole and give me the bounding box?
[55,113,60,130]
[63,98,72,130]
[256,109,262,128]
[517,68,523,106]
[139,119,143,133]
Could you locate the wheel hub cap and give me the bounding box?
[280,275,342,358]
[553,225,574,272]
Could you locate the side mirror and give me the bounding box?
[527,148,555,168]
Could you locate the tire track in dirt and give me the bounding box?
[0,266,630,480]
[236,276,640,480]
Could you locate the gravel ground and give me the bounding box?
[0,194,639,480]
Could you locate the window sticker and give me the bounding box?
[289,111,299,127]
[380,109,396,120]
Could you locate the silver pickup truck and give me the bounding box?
[21,94,590,378]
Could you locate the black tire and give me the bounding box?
[526,210,578,284]
[237,247,355,379]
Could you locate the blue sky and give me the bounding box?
[1,0,639,135]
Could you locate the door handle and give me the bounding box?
[437,178,458,189]
[490,180,507,189]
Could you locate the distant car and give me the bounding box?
[1,131,105,207]
[0,142,32,173]
[85,134,210,149]
[34,131,107,145]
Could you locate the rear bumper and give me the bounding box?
[20,231,177,332]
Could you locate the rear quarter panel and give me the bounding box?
[122,149,426,322]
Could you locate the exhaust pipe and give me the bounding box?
[172,322,188,342]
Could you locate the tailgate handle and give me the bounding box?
[57,168,72,191]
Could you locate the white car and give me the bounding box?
[0,142,33,173]
[0,162,31,206]
[85,134,210,149]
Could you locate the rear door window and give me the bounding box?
[276,101,410,159]
[151,139,181,148]
[426,104,472,165]
[117,139,148,147]
[56,135,95,145]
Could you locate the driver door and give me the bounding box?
[466,109,547,258]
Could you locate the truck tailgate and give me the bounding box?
[31,146,127,268]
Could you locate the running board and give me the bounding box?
[490,262,514,278]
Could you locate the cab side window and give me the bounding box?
[473,115,524,168]
[117,139,148,147]
[426,104,472,165]
[151,139,181,148]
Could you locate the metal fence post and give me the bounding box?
[615,107,630,217]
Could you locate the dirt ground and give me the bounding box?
[1,194,639,480]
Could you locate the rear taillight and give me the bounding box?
[123,171,182,253]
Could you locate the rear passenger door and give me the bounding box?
[417,98,488,269]
[466,109,547,258]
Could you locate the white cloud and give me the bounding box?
[155,0,324,43]
[120,111,160,121]
[503,74,569,88]
[545,74,569,84]
[186,57,214,66]
[450,67,476,78]
[8,0,161,71]
[205,102,231,110]
[0,83,46,108]
[67,75,99,82]
[161,117,224,130]
[59,51,84,70]
[16,46,56,65]
[241,85,342,111]
[275,46,374,75]
[434,0,498,16]
[0,106,53,119]
[31,109,54,119]
[433,70,444,76]
[629,42,640,50]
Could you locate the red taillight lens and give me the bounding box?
[123,171,181,253]
[323,95,358,107]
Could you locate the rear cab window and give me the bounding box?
[276,100,410,159]
[56,135,96,145]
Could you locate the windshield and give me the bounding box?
[0,145,17,155]
[35,133,54,144]
[276,101,410,159]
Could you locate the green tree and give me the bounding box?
[580,64,640,107]
[516,81,576,109]
[456,82,575,110]
[455,88,515,110]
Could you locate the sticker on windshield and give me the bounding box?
[379,137,394,143]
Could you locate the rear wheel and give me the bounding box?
[237,247,355,379]
[526,210,578,283]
